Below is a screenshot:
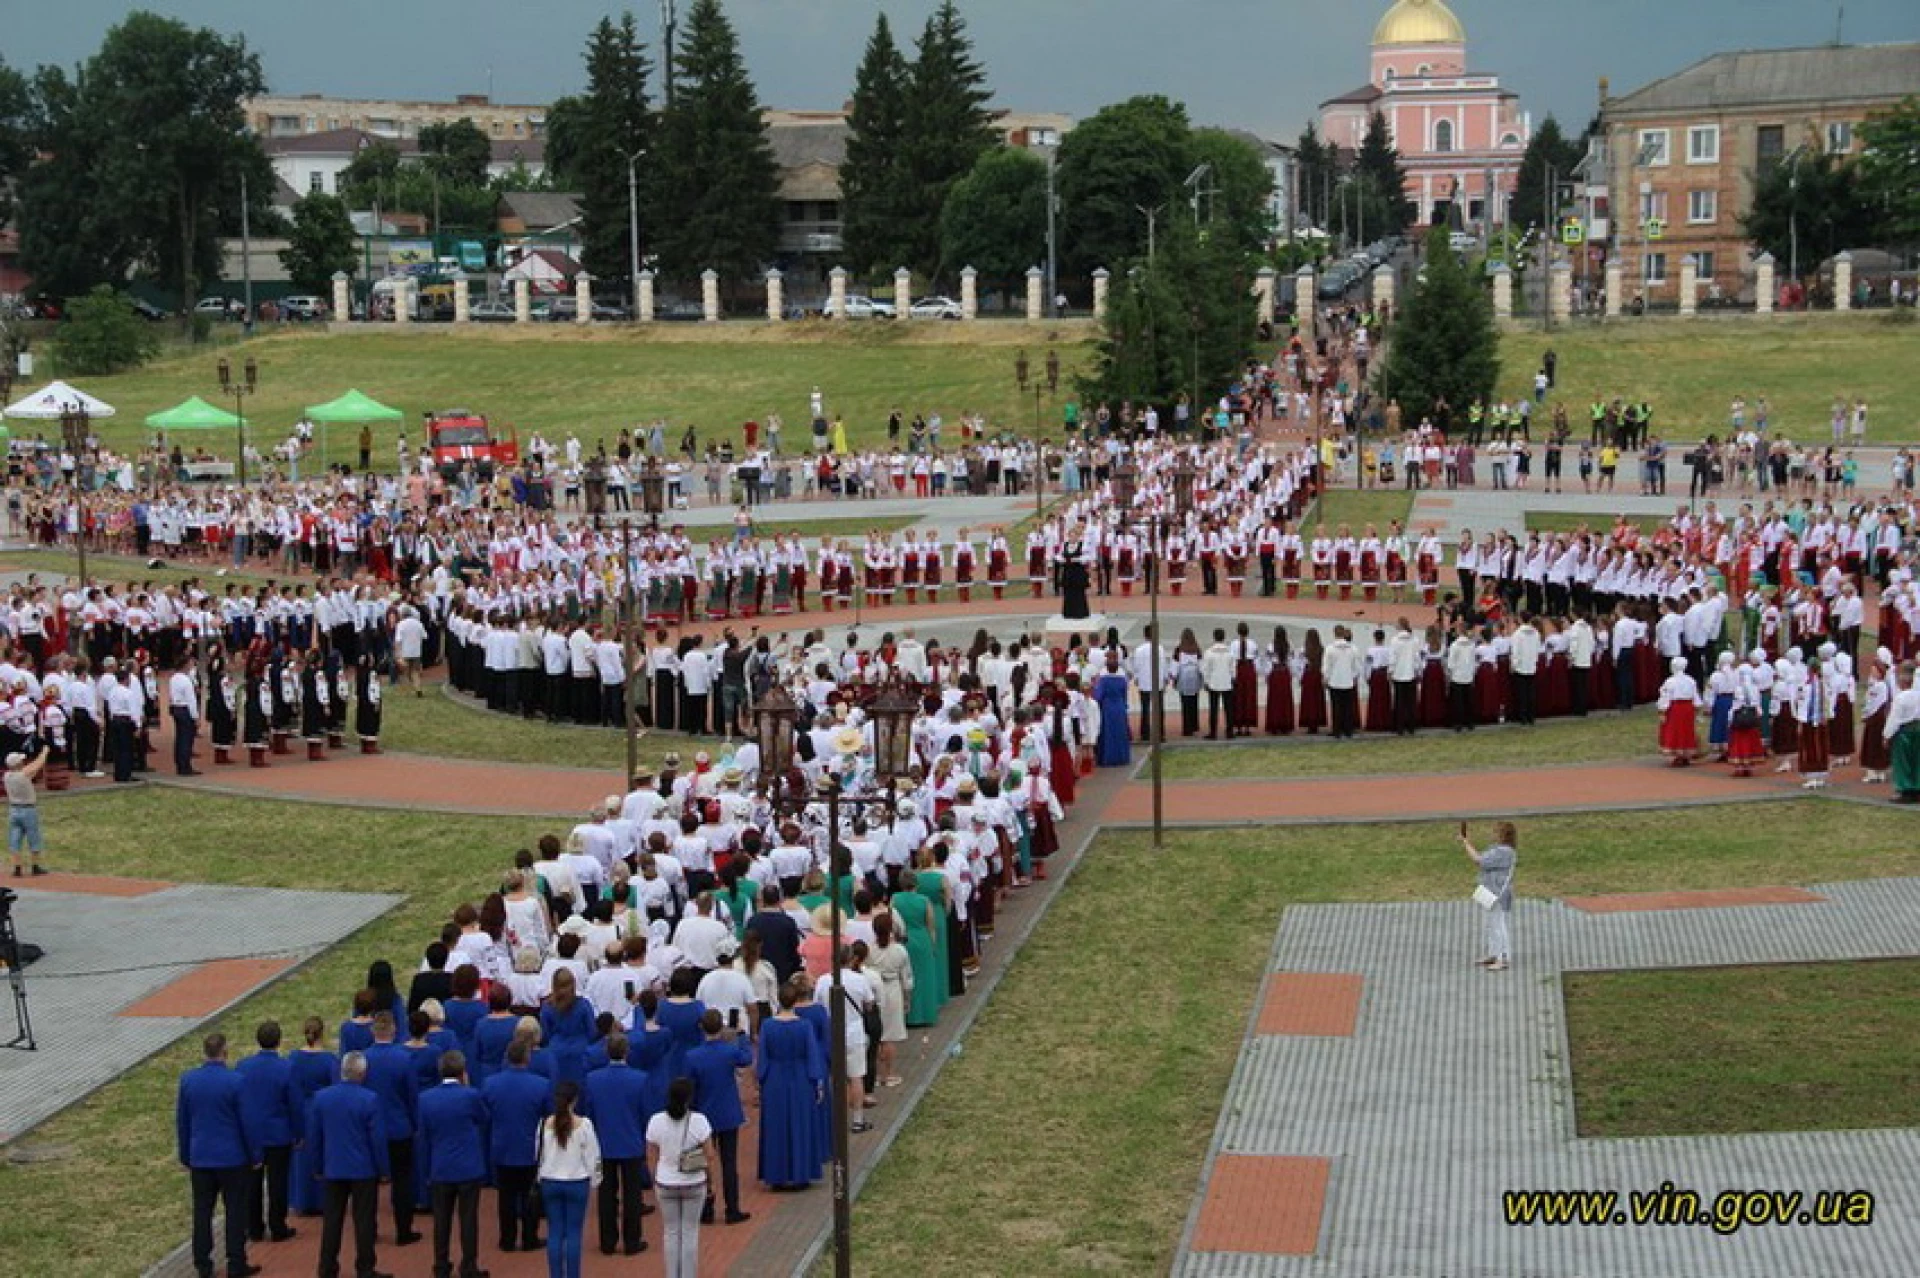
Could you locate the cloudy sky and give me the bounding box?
[9,0,1917,138]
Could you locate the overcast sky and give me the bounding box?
[8,0,1917,139]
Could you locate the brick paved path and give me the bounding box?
[1175,879,1920,1277]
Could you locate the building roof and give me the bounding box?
[498,191,580,230]
[767,120,849,173]
[260,126,544,164]
[1374,0,1465,47]
[1608,43,1920,115]
[1325,83,1385,107]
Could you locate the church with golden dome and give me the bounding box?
[1319,0,1531,226]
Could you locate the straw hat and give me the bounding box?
[830,725,865,755]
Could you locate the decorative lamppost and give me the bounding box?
[215,356,258,484]
[638,456,666,531]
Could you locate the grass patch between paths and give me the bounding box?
[1523,510,1663,536]
[843,800,1920,1276]
[1566,959,1920,1138]
[1303,486,1414,533]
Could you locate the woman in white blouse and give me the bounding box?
[647,1076,717,1278]
[536,1080,600,1278]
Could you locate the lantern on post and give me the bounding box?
[1111,457,1138,510]
[868,681,919,785]
[752,683,799,806]
[639,457,666,529]
[1171,457,1198,519]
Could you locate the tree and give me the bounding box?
[1740,147,1875,279]
[897,0,997,278]
[1055,95,1194,278]
[650,0,779,285]
[338,139,404,210]
[938,146,1046,288]
[1858,95,1920,246]
[1352,111,1412,235]
[1379,226,1499,425]
[417,118,493,189]
[1294,122,1338,232]
[1510,115,1583,233]
[279,194,358,294]
[839,11,913,278]
[0,57,29,228]
[1085,217,1258,410]
[54,286,161,375]
[559,14,656,290]
[16,13,267,311]
[1189,128,1276,256]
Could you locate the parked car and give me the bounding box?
[841,294,896,319]
[279,295,326,321]
[658,298,706,322]
[909,295,963,320]
[545,297,631,322]
[1448,231,1479,256]
[129,298,171,322]
[469,300,517,322]
[194,296,245,321]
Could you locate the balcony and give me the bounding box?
[778,223,844,256]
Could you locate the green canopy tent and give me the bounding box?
[305,389,405,472]
[145,396,242,430]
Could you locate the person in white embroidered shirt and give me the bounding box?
[568,807,619,878]
[672,893,733,977]
[1508,615,1544,726]
[1321,626,1365,738]
[166,660,202,776]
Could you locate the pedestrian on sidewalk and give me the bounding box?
[1463,821,1517,972]
[6,746,49,877]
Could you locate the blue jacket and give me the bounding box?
[444,998,488,1055]
[416,1081,491,1185]
[176,1061,256,1170]
[470,1015,518,1084]
[480,1066,550,1168]
[236,1050,297,1149]
[581,1061,650,1160]
[306,1081,389,1181]
[363,1041,418,1143]
[684,1034,754,1133]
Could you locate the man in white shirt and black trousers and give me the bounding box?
[168,660,202,776]
[1323,626,1365,738]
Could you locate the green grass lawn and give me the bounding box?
[737,513,918,542]
[0,789,539,1278]
[381,685,637,769]
[845,800,1920,1276]
[36,323,1094,470]
[1566,959,1920,1138]
[1158,706,1655,779]
[1304,486,1415,532]
[0,548,282,590]
[1522,510,1662,535]
[1497,314,1919,444]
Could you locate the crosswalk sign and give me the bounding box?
[1561,221,1585,245]
[1645,217,1666,241]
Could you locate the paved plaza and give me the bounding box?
[1,873,398,1144]
[1175,879,1920,1278]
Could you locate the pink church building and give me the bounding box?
[1320,0,1531,227]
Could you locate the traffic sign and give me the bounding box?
[1560,221,1585,245]
[1645,218,1666,241]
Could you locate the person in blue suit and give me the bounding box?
[176,1032,260,1278]
[235,1020,298,1245]
[755,983,826,1190]
[481,1036,550,1252]
[469,988,518,1086]
[441,967,488,1057]
[416,1049,490,1278]
[684,1010,754,1226]
[582,1032,651,1255]
[363,1011,422,1246]
[307,1051,389,1278]
[287,1017,341,1217]
[537,968,599,1089]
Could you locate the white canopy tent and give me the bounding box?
[0,379,118,421]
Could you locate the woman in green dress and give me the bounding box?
[891,870,946,1027]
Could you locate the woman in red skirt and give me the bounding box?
[1297,628,1329,734]
[1363,639,1393,733]
[1265,627,1295,735]
[1725,675,1768,777]
[1656,657,1701,765]
[1859,653,1893,784]
[1418,628,1448,728]
[1794,664,1831,787]
[1230,622,1260,737]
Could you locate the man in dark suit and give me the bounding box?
[582,1033,651,1255]
[235,1020,298,1244]
[745,885,802,985]
[684,1010,754,1226]
[176,1032,261,1278]
[362,1011,422,1246]
[407,942,456,1016]
[308,1050,390,1278]
[416,1050,491,1278]
[480,1038,550,1251]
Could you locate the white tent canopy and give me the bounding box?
[1,380,118,420]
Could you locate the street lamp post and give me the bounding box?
[215,356,258,484]
[752,680,917,1278]
[61,406,90,584]
[1111,456,1193,847]
[625,147,646,315]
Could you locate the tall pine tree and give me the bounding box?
[651,0,779,287]
[1509,115,1582,232]
[1379,226,1499,424]
[899,0,996,279]
[839,12,912,280]
[1293,122,1337,233]
[552,14,654,290]
[1354,111,1412,235]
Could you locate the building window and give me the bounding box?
[1638,190,1668,223]
[1826,120,1853,153]
[786,203,808,224]
[1637,128,1669,166]
[1756,124,1785,170]
[1500,132,1521,148]
[1687,189,1717,224]
[1688,251,1715,279]
[1416,63,1431,76]
[513,121,524,137]
[1644,252,1667,285]
[1687,125,1719,164]
[1434,119,1454,153]
[309,171,325,194]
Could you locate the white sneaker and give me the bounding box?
[84,771,105,779]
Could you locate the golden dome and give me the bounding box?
[1373,0,1466,46]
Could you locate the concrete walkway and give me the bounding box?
[1175,878,1920,1277]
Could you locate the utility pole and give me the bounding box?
[1541,162,1556,329]
[660,0,679,105]
[239,167,254,336]
[625,148,645,312]
[1044,145,1059,319]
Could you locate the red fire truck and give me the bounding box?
[425,409,520,478]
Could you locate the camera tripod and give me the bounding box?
[0,889,35,1051]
